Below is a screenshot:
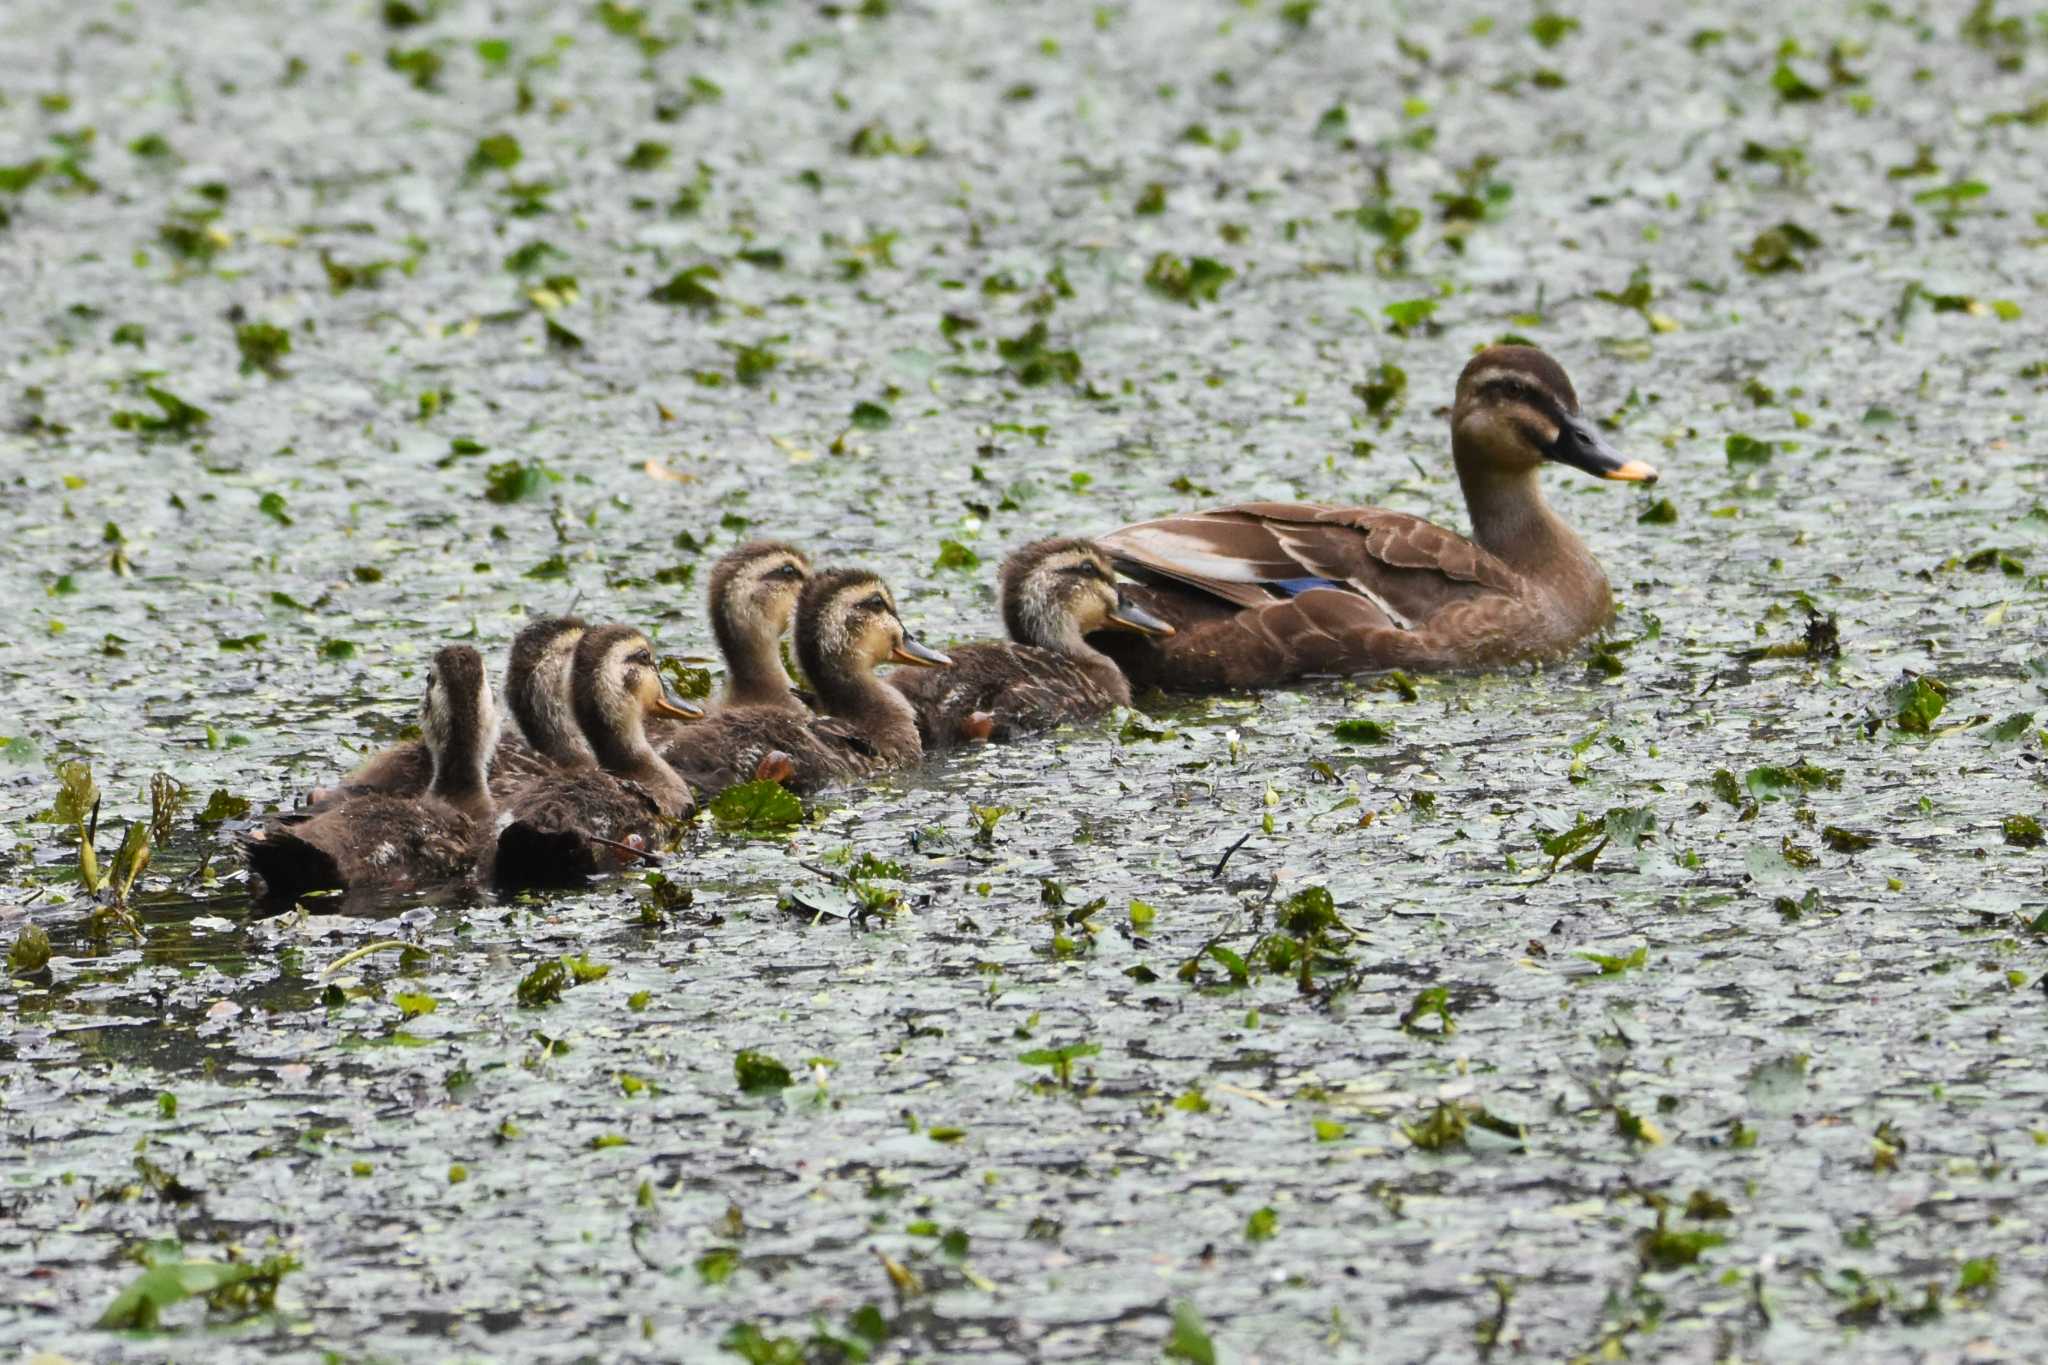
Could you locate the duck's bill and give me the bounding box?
[1547,413,1659,484]
[892,636,952,668]
[1106,596,1176,637]
[648,693,704,721]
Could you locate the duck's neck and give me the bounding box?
[718,624,797,708]
[1455,462,1592,574]
[587,717,692,816]
[816,667,924,764]
[430,723,495,821]
[1034,619,1132,707]
[514,666,595,767]
[1455,456,1613,631]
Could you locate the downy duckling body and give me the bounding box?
[890,538,1173,750]
[325,616,592,802]
[242,645,497,902]
[661,568,949,794]
[488,625,701,890]
[1091,346,1659,690]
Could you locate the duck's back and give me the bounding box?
[890,642,1128,748]
[660,707,869,796]
[242,794,483,903]
[330,733,557,805]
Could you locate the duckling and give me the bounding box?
[660,568,950,794]
[889,538,1174,749]
[707,540,813,709]
[1090,345,1659,690]
[322,616,592,802]
[488,625,702,891]
[644,541,811,760]
[241,645,497,903]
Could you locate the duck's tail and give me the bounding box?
[238,828,343,905]
[487,820,601,892]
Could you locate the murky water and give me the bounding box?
[3,0,2046,1359]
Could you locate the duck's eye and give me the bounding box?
[772,563,804,580]
[630,648,655,667]
[861,594,886,612]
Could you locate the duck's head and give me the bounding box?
[796,568,950,689]
[505,615,592,763]
[570,625,702,764]
[421,644,497,791]
[1451,346,1658,484]
[1001,538,1175,649]
[709,541,811,657]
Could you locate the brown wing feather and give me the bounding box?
[1100,503,1523,621]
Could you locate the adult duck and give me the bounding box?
[889,537,1172,750]
[1090,346,1657,690]
[488,625,701,891]
[241,645,498,903]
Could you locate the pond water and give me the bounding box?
[2,0,2045,1360]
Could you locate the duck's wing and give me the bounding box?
[1099,502,1521,624]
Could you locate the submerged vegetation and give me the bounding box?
[3,0,2047,1359]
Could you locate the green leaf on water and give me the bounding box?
[195,790,249,826]
[1578,944,1648,975]
[1986,712,2035,742]
[96,1259,261,1330]
[9,923,53,975]
[1245,1206,1278,1242]
[1724,432,1775,464]
[234,321,292,376]
[111,386,209,438]
[467,132,522,175]
[1332,718,1392,743]
[648,264,721,311]
[849,400,892,430]
[734,1048,793,1093]
[1890,675,1948,733]
[933,539,980,572]
[484,459,560,503]
[1144,253,1235,306]
[1638,497,1679,525]
[708,780,803,835]
[1162,1302,1216,1365]
[1821,826,1875,852]
[2003,814,2044,848]
[516,959,566,1007]
[1383,296,1437,335]
[258,492,292,526]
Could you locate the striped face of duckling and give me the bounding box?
[570,626,703,773]
[708,541,812,706]
[797,570,951,692]
[1451,346,1659,486]
[1001,539,1174,652]
[505,615,593,766]
[420,644,498,814]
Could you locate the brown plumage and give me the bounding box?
[322,616,591,802]
[488,625,702,891]
[241,645,497,903]
[889,538,1173,750]
[1090,346,1659,691]
[646,542,811,761]
[661,568,950,794]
